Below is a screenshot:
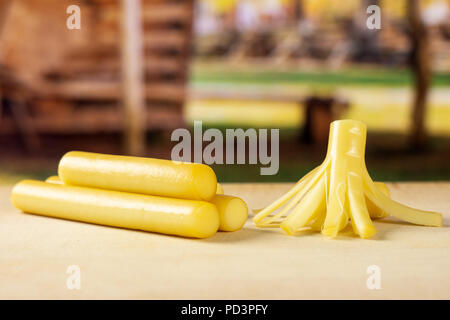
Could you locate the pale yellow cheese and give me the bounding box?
[45,175,240,231]
[216,183,224,195]
[47,175,225,197]
[11,180,220,239]
[368,182,390,218]
[254,120,442,239]
[210,195,248,232]
[58,151,217,201]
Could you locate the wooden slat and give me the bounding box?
[91,0,174,5]
[49,56,183,78]
[145,84,186,102]
[47,81,186,103]
[0,0,13,36]
[0,106,184,134]
[100,30,187,51]
[100,3,192,26]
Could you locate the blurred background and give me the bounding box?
[0,0,449,184]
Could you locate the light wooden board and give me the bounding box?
[0,182,449,299]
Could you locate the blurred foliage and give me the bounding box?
[192,67,450,87]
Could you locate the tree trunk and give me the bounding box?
[408,0,430,149]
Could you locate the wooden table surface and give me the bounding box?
[1,182,449,299]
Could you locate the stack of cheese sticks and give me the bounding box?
[11,152,248,239]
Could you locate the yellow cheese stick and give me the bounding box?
[216,183,224,195]
[210,195,248,232]
[11,180,220,239]
[46,176,242,232]
[368,182,390,218]
[48,175,225,196]
[58,151,217,201]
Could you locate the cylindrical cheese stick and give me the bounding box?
[210,195,248,232]
[11,180,220,239]
[216,183,224,195]
[367,182,390,219]
[45,176,241,232]
[58,151,217,201]
[47,175,225,195]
